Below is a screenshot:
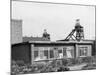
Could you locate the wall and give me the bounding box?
[12,44,31,64]
[11,19,23,44]
[31,43,93,63]
[31,43,75,63]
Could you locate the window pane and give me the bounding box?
[34,51,38,59]
[58,50,62,53]
[66,46,74,58]
[66,50,72,58]
[79,47,87,56]
[54,49,58,59]
[44,50,48,59]
[50,50,54,58]
[58,49,63,58]
[63,48,67,57]
[84,48,87,56]
[40,50,44,59]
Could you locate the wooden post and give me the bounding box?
[31,44,34,65]
[75,44,79,58]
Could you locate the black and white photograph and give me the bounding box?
[11,0,96,75]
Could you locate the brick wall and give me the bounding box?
[11,19,22,44]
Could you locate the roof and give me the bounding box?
[12,40,94,46]
[29,40,94,44]
[23,36,50,42]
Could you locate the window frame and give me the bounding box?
[63,46,74,58]
[79,46,88,57]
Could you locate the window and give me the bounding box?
[58,49,62,53]
[34,51,39,60]
[63,46,74,58]
[79,47,87,56]
[34,47,49,60]
[44,50,48,59]
[34,47,45,61]
[66,50,72,58]
[49,50,54,59]
[39,50,44,59]
[58,48,63,58]
[53,48,58,59]
[63,48,67,57]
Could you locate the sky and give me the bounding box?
[12,1,95,41]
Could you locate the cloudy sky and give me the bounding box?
[12,1,95,41]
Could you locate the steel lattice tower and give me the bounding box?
[65,19,84,41]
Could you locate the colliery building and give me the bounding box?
[12,40,94,64]
[11,19,96,64]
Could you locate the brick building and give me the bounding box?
[11,19,23,44]
[23,36,50,42]
[23,29,50,42]
[11,19,95,64]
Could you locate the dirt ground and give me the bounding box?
[68,63,87,70]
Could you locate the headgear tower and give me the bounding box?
[65,19,84,41]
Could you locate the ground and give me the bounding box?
[68,63,87,70]
[11,56,96,75]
